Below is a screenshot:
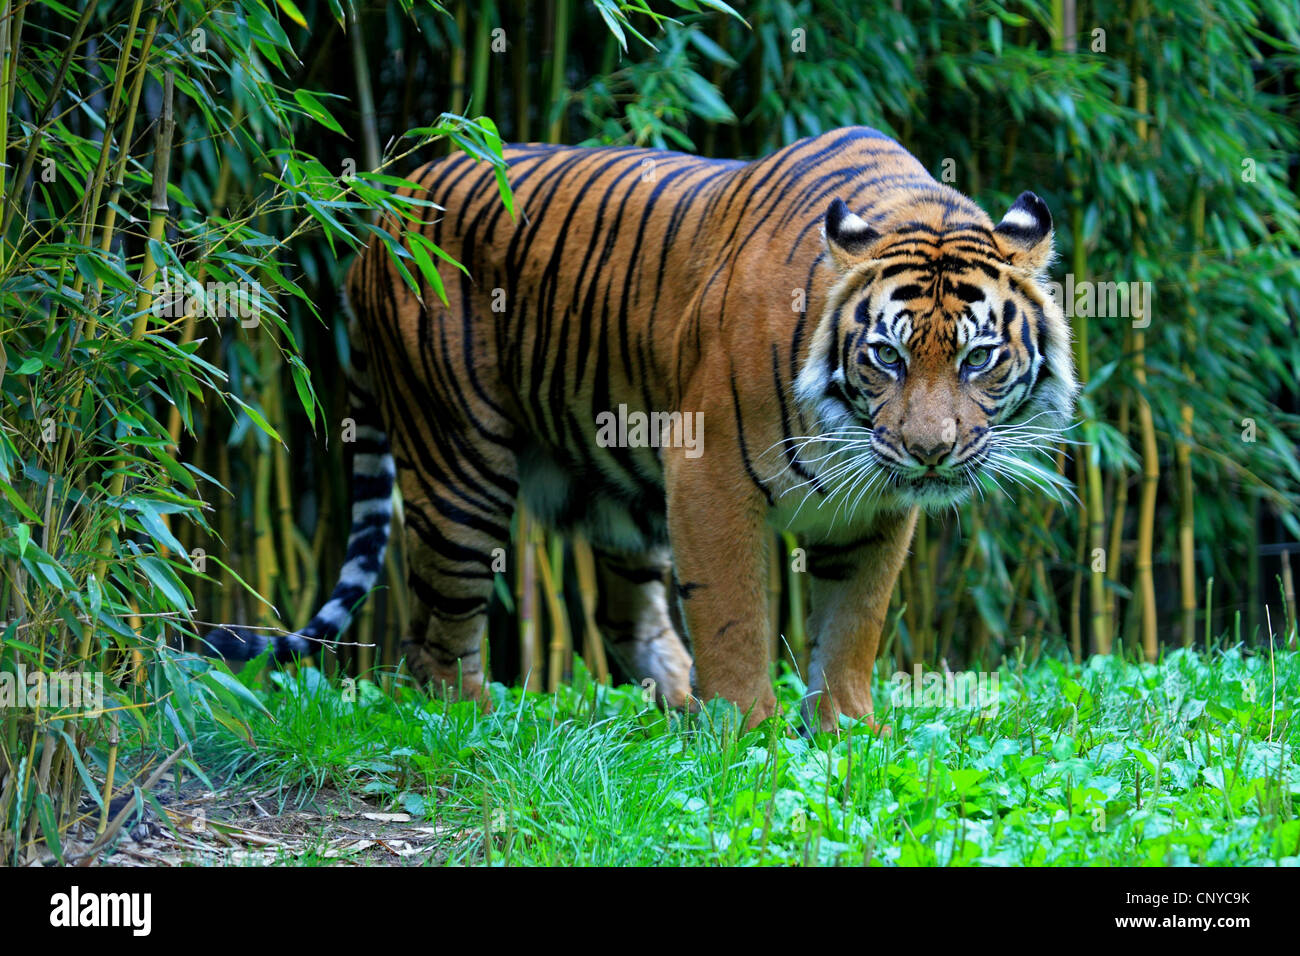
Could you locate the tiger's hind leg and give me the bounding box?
[396,441,517,706]
[592,545,694,707]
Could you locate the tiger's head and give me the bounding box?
[794,191,1076,510]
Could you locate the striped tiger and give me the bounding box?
[206,126,1075,732]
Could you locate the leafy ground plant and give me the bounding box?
[154,638,1300,866]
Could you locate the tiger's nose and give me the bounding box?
[906,437,954,466]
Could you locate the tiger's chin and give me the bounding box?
[889,470,976,510]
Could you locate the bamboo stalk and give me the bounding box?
[187,427,207,630]
[1061,11,1106,652]
[939,511,982,662]
[1079,231,1109,656]
[1177,186,1204,646]
[97,716,118,836]
[55,1,157,468]
[1069,503,1084,663]
[216,433,237,628]
[167,103,241,449]
[0,2,9,275]
[912,511,932,665]
[969,597,990,663]
[251,324,279,632]
[1009,536,1035,632]
[537,535,570,692]
[252,424,276,630]
[1134,357,1159,662]
[271,383,300,601]
[81,70,175,670]
[1204,576,1214,649]
[781,532,807,676]
[1105,330,1132,638]
[516,504,540,691]
[86,0,150,253]
[470,0,492,115]
[512,0,530,139]
[1036,555,1062,638]
[0,1,25,246]
[1247,497,1260,640]
[290,514,325,628]
[546,0,570,142]
[571,536,609,683]
[1281,551,1296,646]
[57,727,80,827]
[0,0,100,243]
[768,531,782,664]
[347,0,381,175]
[890,579,906,671]
[899,554,916,664]
[130,70,175,347]
[355,580,376,678]
[1131,9,1159,662]
[1112,5,1147,655]
[382,498,409,672]
[1074,186,1108,632]
[22,731,56,852]
[1054,0,1110,657]
[1175,438,1195,643]
[702,14,726,156]
[449,4,467,117]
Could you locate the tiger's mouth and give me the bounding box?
[885,461,979,507]
[893,473,975,507]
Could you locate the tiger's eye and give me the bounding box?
[873,344,900,366]
[965,346,992,369]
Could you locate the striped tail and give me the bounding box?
[203,315,395,664]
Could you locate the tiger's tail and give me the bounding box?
[203,293,395,664]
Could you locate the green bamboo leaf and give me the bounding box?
[418,235,470,276]
[293,88,347,136]
[143,790,180,839]
[204,669,273,718]
[289,357,318,430]
[56,731,105,813]
[14,523,30,560]
[87,573,103,624]
[34,794,63,865]
[275,0,309,29]
[229,394,284,445]
[132,499,187,556]
[687,29,737,67]
[988,17,1003,57]
[408,233,449,306]
[139,555,191,613]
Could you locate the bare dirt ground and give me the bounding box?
[31,778,472,867]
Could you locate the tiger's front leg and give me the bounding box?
[801,509,918,733]
[665,450,777,729]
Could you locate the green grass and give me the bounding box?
[185,640,1300,866]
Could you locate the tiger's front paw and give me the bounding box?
[801,685,887,735]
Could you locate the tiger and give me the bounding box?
[206,126,1075,732]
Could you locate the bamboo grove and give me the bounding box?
[1,0,1298,860]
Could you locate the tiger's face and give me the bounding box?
[795,192,1076,511]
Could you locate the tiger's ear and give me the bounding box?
[823,198,881,272]
[993,191,1054,274]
